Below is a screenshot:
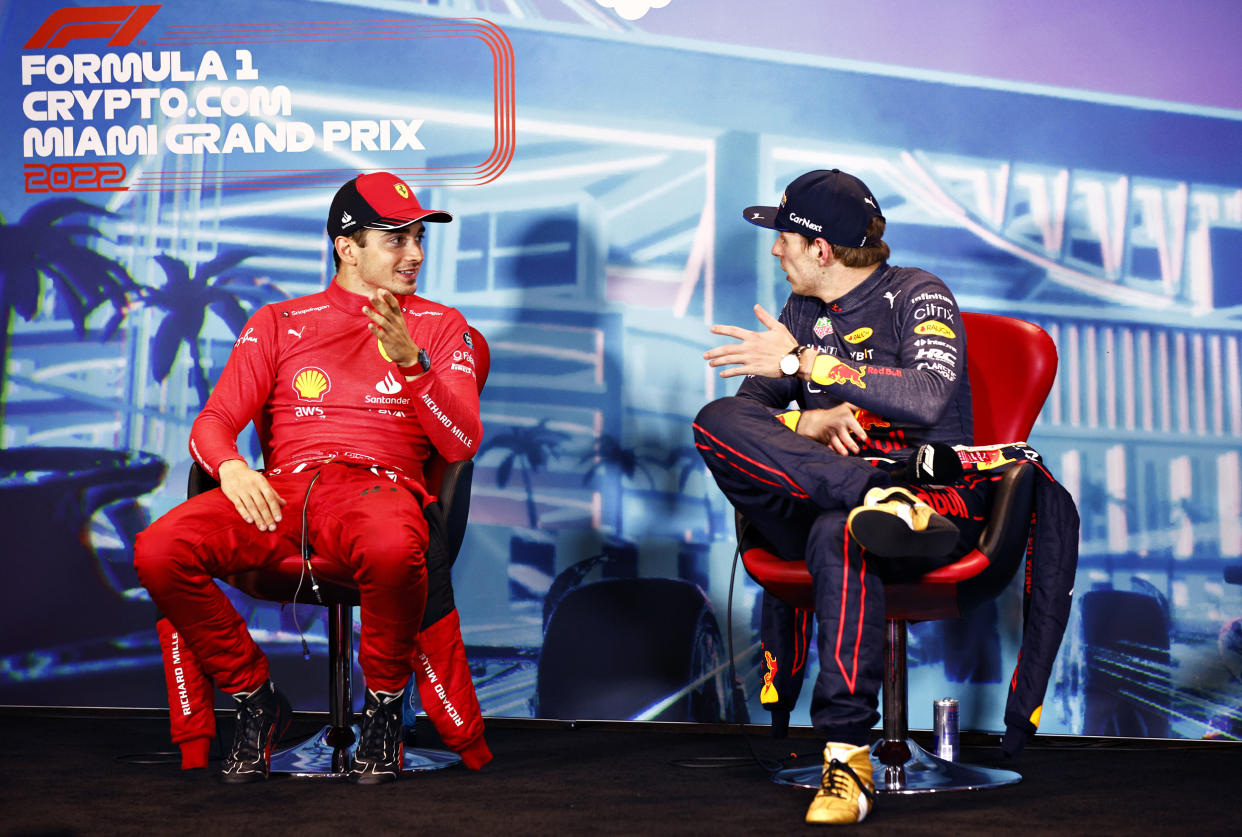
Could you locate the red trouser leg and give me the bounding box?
[305,465,429,695]
[134,473,317,694]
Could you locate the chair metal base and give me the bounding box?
[270,724,462,779]
[772,738,1021,795]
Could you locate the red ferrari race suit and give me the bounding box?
[135,279,490,769]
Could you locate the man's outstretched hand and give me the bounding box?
[704,304,798,379]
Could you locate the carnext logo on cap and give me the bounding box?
[789,212,823,233]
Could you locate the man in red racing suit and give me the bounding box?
[135,171,489,783]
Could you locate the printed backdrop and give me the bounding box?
[2,0,1241,742]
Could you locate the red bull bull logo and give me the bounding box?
[811,355,867,389]
[854,409,890,431]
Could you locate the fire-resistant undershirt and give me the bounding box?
[189,280,481,501]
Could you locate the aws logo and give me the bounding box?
[294,405,324,419]
[914,321,956,339]
[25,5,160,49]
[293,367,331,401]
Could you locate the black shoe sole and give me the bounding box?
[848,509,959,558]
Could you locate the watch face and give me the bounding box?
[780,352,800,376]
[418,348,431,371]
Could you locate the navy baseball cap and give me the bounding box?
[743,169,883,247]
[327,172,452,240]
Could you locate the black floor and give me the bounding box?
[2,709,1239,836]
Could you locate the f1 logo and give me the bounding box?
[24,5,160,49]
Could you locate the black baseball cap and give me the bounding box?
[743,169,883,246]
[326,172,452,240]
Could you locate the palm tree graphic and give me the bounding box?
[141,251,286,405]
[579,434,663,535]
[0,198,135,426]
[480,418,569,528]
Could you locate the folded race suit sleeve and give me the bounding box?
[156,616,216,769]
[1001,464,1080,758]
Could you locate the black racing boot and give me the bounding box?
[220,680,292,783]
[349,689,405,785]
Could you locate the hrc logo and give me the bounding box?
[293,367,331,401]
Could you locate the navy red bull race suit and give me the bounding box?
[694,263,1078,753]
[135,279,490,770]
[694,263,990,746]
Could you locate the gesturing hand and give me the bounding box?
[703,304,798,379]
[362,288,419,368]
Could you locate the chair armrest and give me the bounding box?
[187,462,220,497]
[432,459,475,565]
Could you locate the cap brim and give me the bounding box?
[365,209,453,229]
[742,205,779,228]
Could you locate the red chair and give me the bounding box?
[187,326,490,777]
[738,313,1058,793]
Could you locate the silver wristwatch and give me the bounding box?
[780,346,807,377]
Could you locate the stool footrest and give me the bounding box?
[269,724,462,778]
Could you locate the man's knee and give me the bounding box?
[353,527,428,587]
[133,523,180,595]
[693,396,754,440]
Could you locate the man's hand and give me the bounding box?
[218,459,286,532]
[704,304,798,379]
[795,404,869,456]
[363,288,419,369]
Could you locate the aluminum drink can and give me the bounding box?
[933,698,959,761]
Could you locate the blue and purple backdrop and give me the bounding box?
[2,0,1240,742]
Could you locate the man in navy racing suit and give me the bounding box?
[693,169,988,825]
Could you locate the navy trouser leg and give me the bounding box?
[694,397,888,741]
[805,510,883,743]
[693,397,888,522]
[694,396,995,743]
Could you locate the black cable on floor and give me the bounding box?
[671,543,820,775]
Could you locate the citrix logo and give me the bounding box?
[25,5,160,49]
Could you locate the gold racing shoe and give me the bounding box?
[846,485,959,559]
[805,742,876,825]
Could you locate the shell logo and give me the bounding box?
[293,367,331,401]
[844,326,873,344]
[915,320,956,339]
